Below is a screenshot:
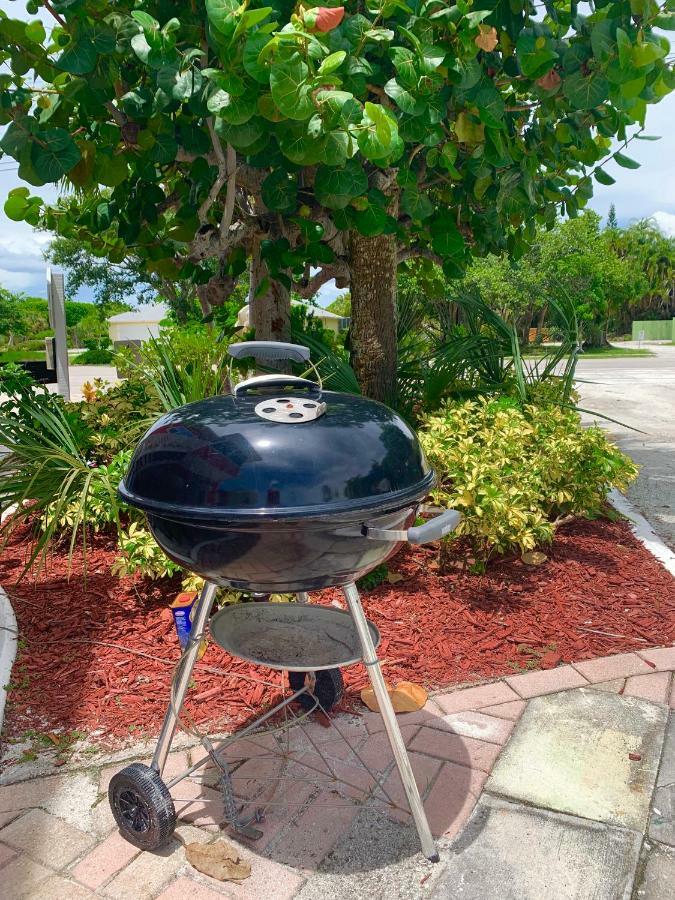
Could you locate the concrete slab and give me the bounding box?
[486,689,668,830]
[650,784,675,847]
[657,713,675,788]
[293,806,440,900]
[430,796,642,900]
[635,842,675,900]
[650,714,675,847]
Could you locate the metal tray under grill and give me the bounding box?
[208,602,380,672]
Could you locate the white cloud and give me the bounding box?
[588,96,675,222]
[651,211,675,237]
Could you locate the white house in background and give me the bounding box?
[236,300,348,335]
[107,303,169,347]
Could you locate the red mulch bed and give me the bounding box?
[1,518,674,748]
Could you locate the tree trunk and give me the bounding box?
[582,322,611,349]
[249,239,291,344]
[348,228,398,402]
[517,315,531,347]
[534,305,547,343]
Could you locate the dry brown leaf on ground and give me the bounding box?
[394,681,428,711]
[361,681,428,713]
[185,840,251,882]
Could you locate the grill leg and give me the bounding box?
[342,582,439,862]
[151,582,218,776]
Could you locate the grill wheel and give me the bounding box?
[109,763,176,850]
[288,668,344,712]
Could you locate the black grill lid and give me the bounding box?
[119,390,434,523]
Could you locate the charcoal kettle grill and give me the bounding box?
[109,341,461,862]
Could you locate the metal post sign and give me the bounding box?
[46,267,70,400]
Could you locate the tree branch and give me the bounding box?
[294,264,350,299]
[44,0,66,27]
[219,142,237,242]
[198,119,232,224]
[397,247,444,266]
[104,101,126,127]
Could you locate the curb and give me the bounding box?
[0,585,19,734]
[609,489,675,577]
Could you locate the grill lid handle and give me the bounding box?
[228,341,311,364]
[233,374,318,396]
[363,509,462,545]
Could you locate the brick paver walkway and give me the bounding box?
[1,647,674,899]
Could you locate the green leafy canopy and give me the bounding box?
[0,0,672,292]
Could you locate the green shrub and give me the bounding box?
[419,398,638,566]
[111,523,182,580]
[73,347,114,364]
[117,330,231,411]
[71,378,161,464]
[43,450,133,534]
[0,367,123,571]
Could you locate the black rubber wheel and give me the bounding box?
[289,668,345,712]
[109,763,176,851]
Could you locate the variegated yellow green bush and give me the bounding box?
[420,398,638,566]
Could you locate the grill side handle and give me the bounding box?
[363,509,462,545]
[228,341,311,364]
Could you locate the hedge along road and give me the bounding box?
[575,342,675,551]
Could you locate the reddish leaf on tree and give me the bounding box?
[475,25,498,52]
[537,69,562,91]
[305,6,345,32]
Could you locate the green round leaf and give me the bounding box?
[30,128,81,182]
[563,70,609,109]
[323,130,350,167]
[215,116,266,151]
[4,192,29,221]
[168,68,203,102]
[243,33,271,84]
[384,78,424,115]
[516,32,558,79]
[206,0,239,35]
[351,203,389,237]
[270,53,314,121]
[261,169,298,212]
[319,51,347,75]
[93,151,128,187]
[429,213,465,259]
[56,37,97,75]
[25,21,46,43]
[401,189,433,220]
[314,161,368,209]
[151,132,178,164]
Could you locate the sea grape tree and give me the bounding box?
[1,0,673,398]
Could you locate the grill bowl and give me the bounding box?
[144,504,417,592]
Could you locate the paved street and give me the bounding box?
[575,344,675,550]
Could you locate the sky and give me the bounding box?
[0,0,674,306]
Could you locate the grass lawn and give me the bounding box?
[0,350,46,363]
[523,345,654,359]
